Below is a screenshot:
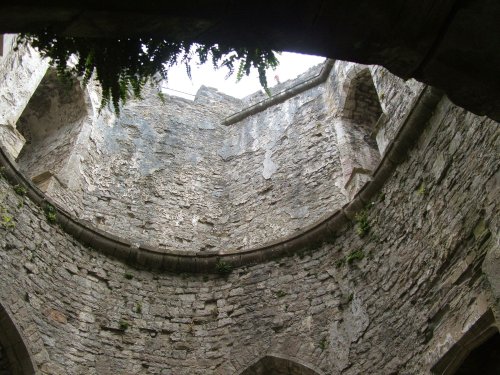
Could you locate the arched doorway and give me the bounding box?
[0,341,13,374]
[454,331,500,374]
[0,304,36,375]
[431,309,499,375]
[239,355,322,375]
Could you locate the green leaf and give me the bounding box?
[17,33,280,115]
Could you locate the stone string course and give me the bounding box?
[0,91,498,374]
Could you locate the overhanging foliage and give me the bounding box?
[17,32,280,114]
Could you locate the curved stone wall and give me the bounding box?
[6,56,427,254]
[68,64,349,253]
[0,91,498,375]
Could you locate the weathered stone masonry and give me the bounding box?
[2,54,425,255]
[0,41,499,374]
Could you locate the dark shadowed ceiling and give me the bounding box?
[1,0,499,120]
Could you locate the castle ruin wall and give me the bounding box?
[3,52,429,254]
[0,93,498,374]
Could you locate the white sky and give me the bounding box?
[161,52,326,100]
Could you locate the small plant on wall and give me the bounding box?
[118,320,129,331]
[215,259,232,276]
[276,290,287,298]
[135,303,142,314]
[355,210,370,237]
[13,184,27,196]
[346,249,364,264]
[319,337,328,351]
[1,213,15,229]
[416,182,427,196]
[44,204,57,224]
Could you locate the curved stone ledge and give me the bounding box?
[0,86,443,273]
[222,59,335,126]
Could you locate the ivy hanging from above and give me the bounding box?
[17,31,280,114]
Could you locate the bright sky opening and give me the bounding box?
[161,52,326,100]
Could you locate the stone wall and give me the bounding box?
[325,62,425,198]
[370,65,425,151]
[70,63,347,253]
[9,60,424,254]
[4,60,346,251]
[218,74,345,251]
[0,92,498,375]
[72,85,243,252]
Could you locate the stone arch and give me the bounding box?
[0,303,36,375]
[15,68,89,192]
[238,354,324,375]
[431,309,499,375]
[335,67,384,199]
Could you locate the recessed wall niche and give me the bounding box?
[15,69,88,192]
[336,68,384,199]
